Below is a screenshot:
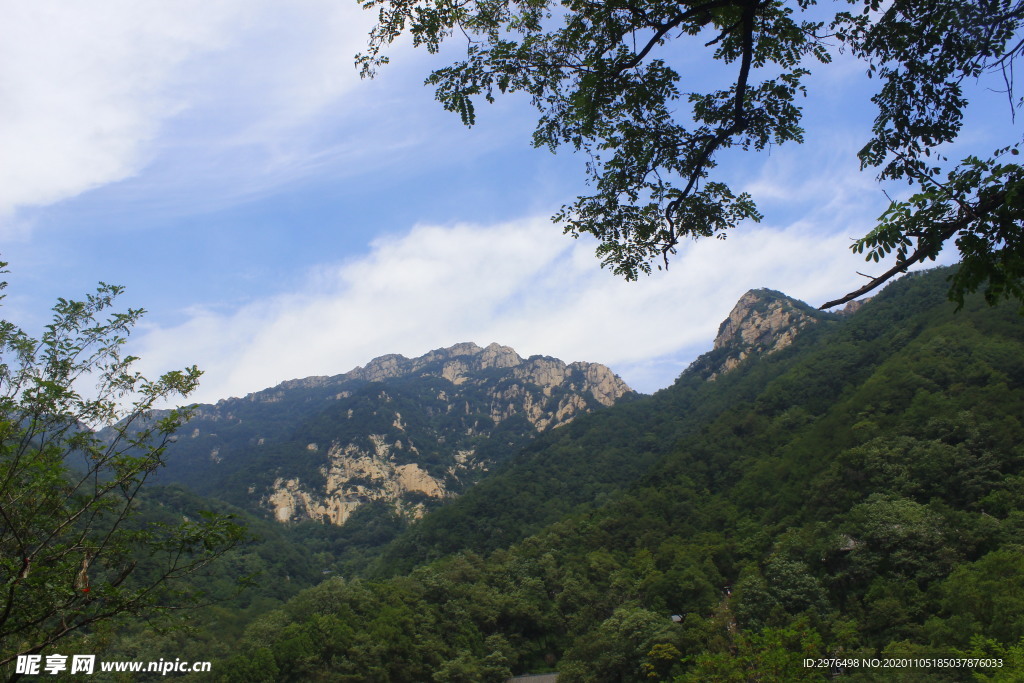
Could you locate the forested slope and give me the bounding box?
[54,485,324,673]
[212,268,1024,682]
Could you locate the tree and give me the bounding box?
[679,618,826,682]
[356,0,1024,309]
[0,263,244,678]
[557,606,681,682]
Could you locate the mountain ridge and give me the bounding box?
[219,341,628,408]
[154,342,634,530]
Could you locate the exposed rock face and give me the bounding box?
[704,289,827,380]
[266,439,443,525]
[158,343,633,526]
[840,297,871,316]
[345,342,523,384]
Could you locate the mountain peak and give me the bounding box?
[350,342,524,383]
[706,289,827,379]
[460,341,523,369]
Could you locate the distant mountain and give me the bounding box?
[154,342,633,526]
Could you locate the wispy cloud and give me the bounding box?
[0,0,373,231]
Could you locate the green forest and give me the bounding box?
[67,265,1022,682]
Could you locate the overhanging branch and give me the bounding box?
[820,189,1009,309]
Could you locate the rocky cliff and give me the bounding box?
[693,289,831,380]
[156,343,633,526]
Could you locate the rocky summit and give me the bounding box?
[687,288,832,380]
[155,342,633,526]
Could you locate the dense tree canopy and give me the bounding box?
[357,0,1024,309]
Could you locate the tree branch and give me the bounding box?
[663,0,760,250]
[820,188,1009,309]
[615,0,738,73]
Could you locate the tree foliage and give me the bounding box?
[0,264,244,675]
[357,0,1024,308]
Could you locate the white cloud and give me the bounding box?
[0,0,373,229]
[133,215,895,403]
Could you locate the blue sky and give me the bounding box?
[1,1,1013,403]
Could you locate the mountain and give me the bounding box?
[691,288,833,380]
[155,342,633,528]
[209,267,1024,681]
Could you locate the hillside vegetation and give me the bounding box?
[207,268,1024,681]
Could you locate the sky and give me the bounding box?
[1,1,1015,403]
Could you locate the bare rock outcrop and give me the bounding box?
[705,289,827,380]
